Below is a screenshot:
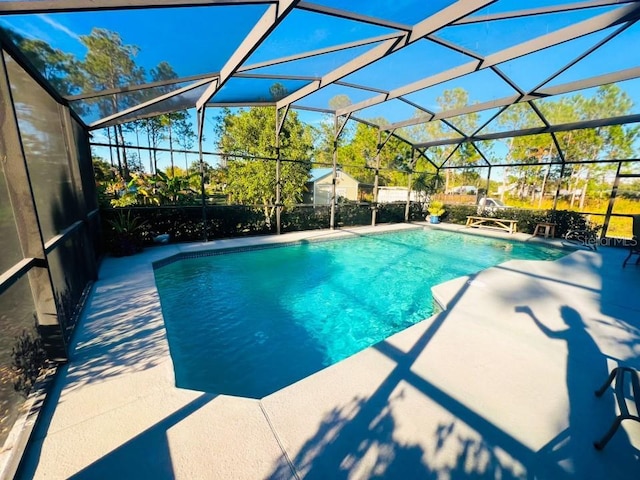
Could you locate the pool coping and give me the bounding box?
[151,223,427,270]
[21,221,631,479]
[151,221,572,271]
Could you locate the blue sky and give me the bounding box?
[2,1,640,172]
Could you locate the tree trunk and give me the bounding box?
[538,164,550,209]
[152,132,158,174]
[106,127,114,167]
[146,124,153,174]
[263,200,273,229]
[168,120,175,176]
[500,167,509,202]
[134,125,141,173]
[579,170,590,210]
[113,126,122,176]
[117,124,130,180]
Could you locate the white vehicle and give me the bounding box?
[477,197,510,214]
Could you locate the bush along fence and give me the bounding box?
[100,203,596,256]
[100,202,426,255]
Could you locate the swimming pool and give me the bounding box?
[154,229,567,398]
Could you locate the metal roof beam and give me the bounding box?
[0,0,273,14]
[334,81,388,95]
[276,36,404,109]
[452,0,638,25]
[389,95,522,130]
[398,97,433,116]
[338,61,480,115]
[238,32,401,72]
[339,3,640,117]
[66,72,323,102]
[276,0,497,109]
[491,65,525,95]
[98,62,640,131]
[481,3,640,67]
[291,105,333,114]
[413,113,640,148]
[65,73,219,101]
[90,77,213,129]
[425,35,484,60]
[529,20,632,92]
[550,132,567,163]
[195,0,298,110]
[538,65,640,96]
[386,66,640,131]
[66,32,396,103]
[207,101,274,107]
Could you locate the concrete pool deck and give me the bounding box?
[16,222,640,479]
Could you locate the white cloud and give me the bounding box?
[0,19,44,41]
[36,14,81,42]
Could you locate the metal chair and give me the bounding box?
[594,366,640,450]
[622,214,640,268]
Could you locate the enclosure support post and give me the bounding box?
[405,171,413,222]
[330,113,350,230]
[330,135,337,229]
[275,105,289,235]
[60,106,98,282]
[550,132,566,211]
[552,162,566,211]
[485,166,492,201]
[601,161,623,239]
[197,106,207,241]
[371,128,395,226]
[106,126,114,167]
[330,116,338,230]
[372,129,382,226]
[113,125,123,176]
[405,148,416,222]
[0,51,65,359]
[275,152,281,234]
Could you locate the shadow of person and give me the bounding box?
[515,305,632,478]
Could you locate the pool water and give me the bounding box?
[154,229,566,398]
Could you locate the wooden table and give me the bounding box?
[466,216,518,234]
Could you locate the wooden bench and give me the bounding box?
[466,216,518,234]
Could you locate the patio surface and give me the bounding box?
[16,223,640,479]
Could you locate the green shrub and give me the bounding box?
[282,205,330,232]
[336,203,372,227]
[11,327,46,397]
[105,211,148,256]
[101,203,592,245]
[441,204,477,224]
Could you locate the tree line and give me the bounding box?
[2,26,195,180]
[3,24,638,214]
[403,85,639,210]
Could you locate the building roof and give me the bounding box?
[308,168,334,183]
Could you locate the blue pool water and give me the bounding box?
[154,229,567,398]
